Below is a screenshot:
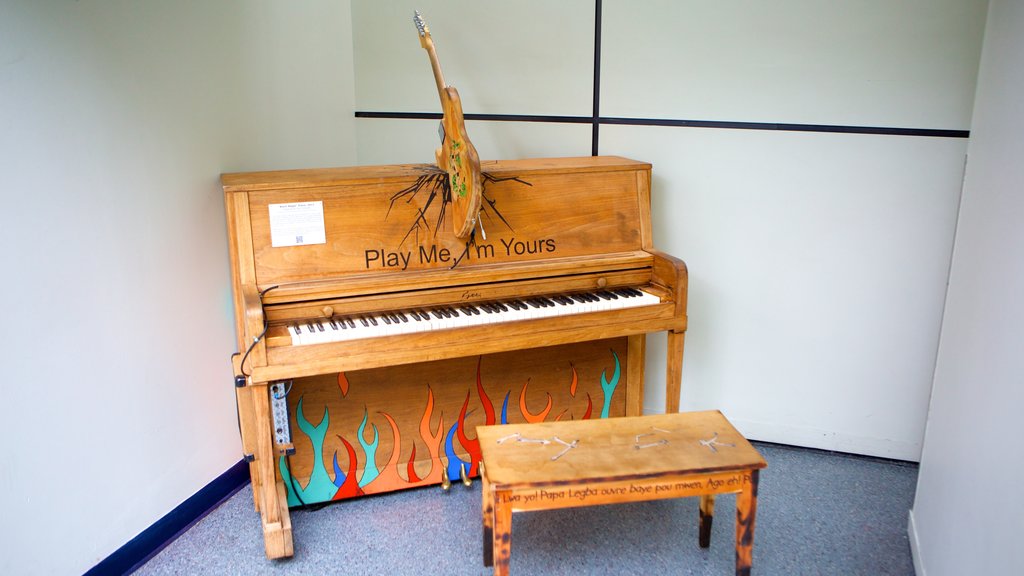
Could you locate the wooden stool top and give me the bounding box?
[477,410,766,489]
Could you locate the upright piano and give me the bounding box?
[223,156,687,558]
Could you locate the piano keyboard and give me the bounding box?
[288,288,661,346]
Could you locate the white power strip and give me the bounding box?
[269,381,292,447]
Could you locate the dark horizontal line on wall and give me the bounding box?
[355,111,592,124]
[600,116,970,138]
[355,111,969,139]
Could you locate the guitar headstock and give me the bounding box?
[413,10,433,49]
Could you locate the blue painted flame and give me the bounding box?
[444,421,470,481]
[280,396,338,506]
[599,350,621,419]
[356,409,380,487]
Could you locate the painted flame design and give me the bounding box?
[284,349,622,505]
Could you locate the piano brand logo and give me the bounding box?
[364,238,557,270]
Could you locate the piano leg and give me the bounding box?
[234,385,261,513]
[252,382,295,559]
[666,331,686,413]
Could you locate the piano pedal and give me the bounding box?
[459,464,472,487]
[440,471,452,492]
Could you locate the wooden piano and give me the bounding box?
[222,156,687,558]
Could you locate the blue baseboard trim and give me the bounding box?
[83,459,250,576]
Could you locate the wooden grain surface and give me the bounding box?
[477,411,765,489]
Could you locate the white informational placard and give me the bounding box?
[268,201,326,247]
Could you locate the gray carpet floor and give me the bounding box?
[134,443,918,575]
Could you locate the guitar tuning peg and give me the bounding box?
[460,464,472,487]
[440,470,451,492]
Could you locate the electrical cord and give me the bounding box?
[239,285,279,378]
[232,284,332,511]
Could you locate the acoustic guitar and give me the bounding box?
[414,10,483,240]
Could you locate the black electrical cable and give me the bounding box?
[238,285,279,378]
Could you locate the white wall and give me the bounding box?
[908,1,1024,574]
[351,0,987,459]
[0,2,356,574]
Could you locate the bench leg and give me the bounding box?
[482,470,493,567]
[735,470,760,576]
[493,490,513,576]
[699,494,715,548]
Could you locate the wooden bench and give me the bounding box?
[477,410,767,575]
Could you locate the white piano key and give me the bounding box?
[288,288,663,346]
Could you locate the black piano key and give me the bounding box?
[328,318,338,328]
[596,291,613,300]
[347,318,356,328]
[431,309,444,319]
[292,325,302,335]
[382,315,392,325]
[359,317,369,327]
[494,302,508,312]
[369,316,378,326]
[397,312,409,322]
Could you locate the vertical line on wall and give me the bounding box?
[591,0,603,156]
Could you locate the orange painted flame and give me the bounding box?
[337,372,349,397]
[416,385,445,485]
[519,378,552,423]
[364,412,410,492]
[569,363,578,397]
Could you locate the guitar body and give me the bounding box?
[437,86,483,239]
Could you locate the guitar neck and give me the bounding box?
[414,11,448,101]
[424,41,447,100]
